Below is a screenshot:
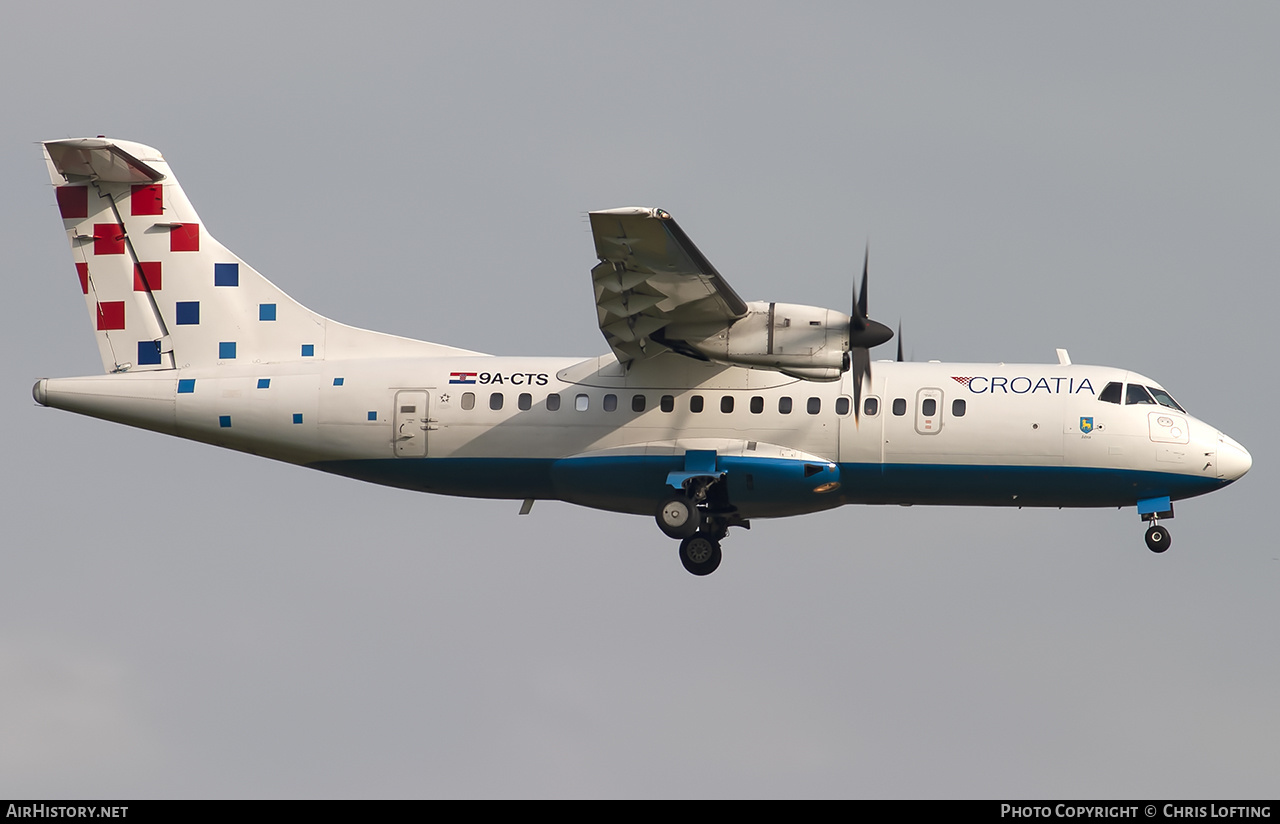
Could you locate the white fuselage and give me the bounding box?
[35,351,1248,519]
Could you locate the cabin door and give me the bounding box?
[394,390,430,457]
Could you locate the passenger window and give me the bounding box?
[807,397,821,415]
[779,397,793,415]
[489,392,504,411]
[575,394,589,411]
[892,398,907,416]
[1126,384,1155,405]
[863,397,879,417]
[632,394,646,412]
[461,392,475,410]
[835,397,850,416]
[660,395,674,413]
[518,393,532,411]
[952,398,966,417]
[750,396,764,414]
[690,395,704,413]
[721,396,734,413]
[1099,382,1122,404]
[603,394,617,412]
[922,398,936,416]
[546,393,561,411]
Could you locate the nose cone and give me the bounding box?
[1217,432,1252,482]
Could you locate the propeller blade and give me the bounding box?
[851,347,870,425]
[855,246,869,329]
[845,243,893,423]
[896,321,904,363]
[847,244,893,349]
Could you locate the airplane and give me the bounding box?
[32,137,1252,575]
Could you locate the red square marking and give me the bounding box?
[134,261,161,291]
[93,223,125,255]
[96,301,125,330]
[56,186,88,220]
[76,262,89,295]
[130,184,164,216]
[170,223,199,252]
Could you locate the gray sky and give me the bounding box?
[2,1,1276,799]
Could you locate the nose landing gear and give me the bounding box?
[1138,497,1174,554]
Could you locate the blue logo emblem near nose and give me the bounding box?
[1080,417,1094,433]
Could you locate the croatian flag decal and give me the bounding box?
[449,372,477,384]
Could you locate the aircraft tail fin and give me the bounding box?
[43,137,478,374]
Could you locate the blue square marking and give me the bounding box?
[301,344,314,357]
[367,411,377,421]
[175,301,200,325]
[257,378,271,389]
[333,377,344,386]
[219,415,232,428]
[292,413,303,424]
[178,379,196,394]
[137,340,162,365]
[219,341,236,360]
[259,303,276,321]
[214,262,239,287]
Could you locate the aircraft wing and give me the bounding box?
[589,207,750,367]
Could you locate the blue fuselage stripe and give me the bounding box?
[307,457,1230,518]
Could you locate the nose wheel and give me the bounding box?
[1144,524,1171,553]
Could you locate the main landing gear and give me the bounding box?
[655,478,747,576]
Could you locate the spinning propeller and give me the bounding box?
[847,247,895,422]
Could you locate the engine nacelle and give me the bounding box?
[666,301,850,381]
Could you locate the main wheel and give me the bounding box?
[679,533,722,576]
[656,495,698,539]
[1145,524,1171,553]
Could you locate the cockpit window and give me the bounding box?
[1099,382,1122,404]
[1125,384,1156,405]
[1147,386,1185,413]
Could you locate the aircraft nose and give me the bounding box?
[1217,431,1252,482]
